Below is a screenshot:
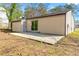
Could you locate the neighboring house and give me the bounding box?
[0,7,9,29]
[11,10,74,36]
[75,22,79,28]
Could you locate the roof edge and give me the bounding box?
[26,13,66,19]
[11,10,71,22]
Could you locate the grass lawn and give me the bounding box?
[0,29,79,56]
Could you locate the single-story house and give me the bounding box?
[75,22,79,28]
[11,10,74,36]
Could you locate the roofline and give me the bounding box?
[11,13,66,22]
[11,20,21,22]
[26,10,71,19]
[26,13,66,20]
[11,10,70,22]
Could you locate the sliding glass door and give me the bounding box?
[31,20,38,31]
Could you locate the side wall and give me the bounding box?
[8,22,11,30]
[26,14,65,35]
[12,21,22,32]
[66,11,74,35]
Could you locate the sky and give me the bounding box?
[20,3,66,12]
[20,3,79,21]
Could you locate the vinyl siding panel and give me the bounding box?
[26,14,65,35]
[12,21,22,32]
[66,11,74,35]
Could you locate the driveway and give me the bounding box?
[10,32,64,44]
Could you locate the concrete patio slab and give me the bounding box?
[10,32,64,44]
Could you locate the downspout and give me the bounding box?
[11,21,12,31]
[26,18,27,32]
[64,13,66,36]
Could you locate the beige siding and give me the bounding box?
[12,21,22,32]
[26,20,32,31]
[8,22,11,30]
[66,11,74,35]
[27,14,65,35]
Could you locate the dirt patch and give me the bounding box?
[0,30,79,56]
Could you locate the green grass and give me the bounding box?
[69,28,79,39]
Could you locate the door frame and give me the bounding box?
[31,20,38,32]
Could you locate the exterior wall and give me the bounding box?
[8,22,11,30]
[11,11,74,36]
[26,14,65,35]
[66,11,74,35]
[26,20,31,31]
[12,21,22,32]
